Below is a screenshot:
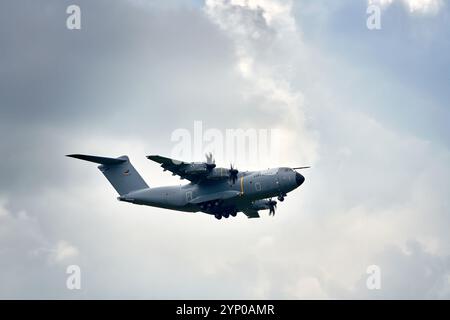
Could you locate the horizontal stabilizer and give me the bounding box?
[66,154,126,165]
[67,154,149,195]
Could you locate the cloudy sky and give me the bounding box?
[0,0,449,299]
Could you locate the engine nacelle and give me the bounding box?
[251,200,271,211]
[251,199,277,216]
[184,163,209,174]
[206,167,230,180]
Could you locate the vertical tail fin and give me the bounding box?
[67,154,149,195]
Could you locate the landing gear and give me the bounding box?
[277,195,285,202]
[213,208,236,220]
[208,204,238,220]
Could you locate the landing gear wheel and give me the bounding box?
[277,195,285,202]
[230,211,237,217]
[223,212,230,218]
[215,214,222,220]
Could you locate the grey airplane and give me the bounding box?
[67,153,308,219]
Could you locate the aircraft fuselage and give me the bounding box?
[119,167,304,215]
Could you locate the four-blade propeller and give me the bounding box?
[205,152,216,170]
[229,164,239,184]
[268,199,277,216]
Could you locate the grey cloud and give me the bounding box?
[0,0,235,125]
[351,241,450,299]
[0,0,245,197]
[294,0,450,146]
[0,0,449,299]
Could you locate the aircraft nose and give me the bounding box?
[295,172,305,186]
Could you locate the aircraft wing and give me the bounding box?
[147,155,200,183]
[242,209,260,219]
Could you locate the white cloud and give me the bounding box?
[204,0,318,167]
[50,241,79,264]
[368,0,444,14]
[0,197,81,297]
[287,276,328,299]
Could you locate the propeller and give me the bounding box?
[205,152,216,170]
[268,199,277,216]
[229,164,239,184]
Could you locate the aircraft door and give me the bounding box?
[186,191,193,203]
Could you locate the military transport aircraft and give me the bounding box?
[67,153,308,219]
